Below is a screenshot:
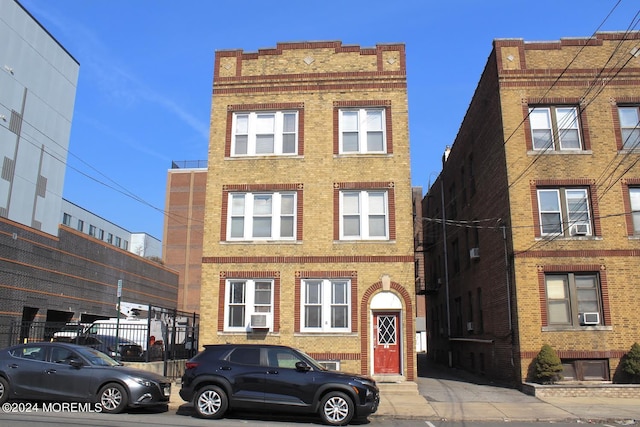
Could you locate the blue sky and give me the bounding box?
[20,0,640,240]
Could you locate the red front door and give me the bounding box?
[373,312,400,374]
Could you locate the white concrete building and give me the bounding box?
[0,0,79,236]
[61,199,162,258]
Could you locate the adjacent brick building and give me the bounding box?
[199,41,417,380]
[163,161,207,313]
[423,32,640,384]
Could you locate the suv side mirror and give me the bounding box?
[69,358,83,368]
[295,361,311,372]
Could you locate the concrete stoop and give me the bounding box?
[375,380,435,418]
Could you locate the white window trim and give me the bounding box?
[300,279,351,333]
[339,190,389,240]
[529,106,582,151]
[227,191,297,241]
[231,111,298,156]
[224,279,274,332]
[338,108,387,154]
[618,106,640,149]
[537,188,592,237]
[630,187,640,234]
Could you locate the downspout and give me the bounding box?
[441,179,452,367]
[501,222,514,367]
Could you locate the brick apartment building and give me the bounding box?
[198,41,417,379]
[423,32,640,384]
[163,161,207,313]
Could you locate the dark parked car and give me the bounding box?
[53,335,144,361]
[179,344,379,426]
[0,342,171,413]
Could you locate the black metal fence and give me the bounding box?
[0,316,199,364]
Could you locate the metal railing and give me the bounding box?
[0,319,199,365]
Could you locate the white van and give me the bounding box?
[85,318,165,351]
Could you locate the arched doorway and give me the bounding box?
[371,292,402,376]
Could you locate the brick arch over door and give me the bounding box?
[360,281,415,380]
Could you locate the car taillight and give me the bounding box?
[185,361,199,370]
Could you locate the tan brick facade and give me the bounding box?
[200,42,416,380]
[423,32,640,384]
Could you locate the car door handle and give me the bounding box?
[220,366,231,370]
[9,364,18,369]
[45,369,56,374]
[267,370,279,375]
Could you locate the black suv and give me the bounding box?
[179,344,379,425]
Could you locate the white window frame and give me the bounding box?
[529,106,582,151]
[339,190,388,240]
[537,188,592,236]
[231,111,298,156]
[630,187,640,234]
[224,279,274,332]
[618,106,640,149]
[227,191,296,241]
[339,108,387,154]
[300,279,351,333]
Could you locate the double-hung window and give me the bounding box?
[537,187,592,236]
[232,111,298,156]
[529,106,582,151]
[225,279,273,331]
[339,108,386,154]
[545,273,602,327]
[630,187,640,235]
[228,192,296,240]
[340,190,388,240]
[618,106,640,149]
[301,279,350,333]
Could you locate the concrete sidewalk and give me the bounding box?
[167,360,640,424]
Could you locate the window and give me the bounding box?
[89,225,96,237]
[266,347,306,369]
[107,233,113,244]
[301,279,350,333]
[115,236,121,247]
[77,219,84,232]
[340,190,388,240]
[529,106,582,151]
[339,108,386,154]
[62,213,71,226]
[537,188,592,236]
[224,279,273,331]
[98,229,104,240]
[232,111,298,156]
[545,273,602,327]
[631,187,640,234]
[618,106,640,149]
[228,347,261,365]
[227,192,296,240]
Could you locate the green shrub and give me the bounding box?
[533,344,563,384]
[622,342,640,383]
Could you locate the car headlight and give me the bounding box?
[132,377,153,387]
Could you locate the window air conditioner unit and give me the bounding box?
[469,247,480,260]
[466,322,474,332]
[250,313,272,329]
[580,312,599,325]
[570,224,589,236]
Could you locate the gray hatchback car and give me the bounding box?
[0,342,171,413]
